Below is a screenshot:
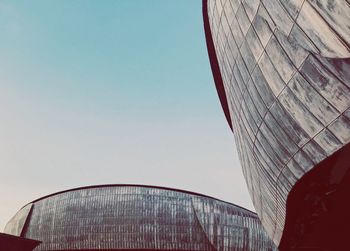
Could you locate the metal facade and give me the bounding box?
[204,0,350,245]
[5,185,277,251]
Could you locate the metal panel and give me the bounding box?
[4,204,33,237]
[5,185,277,251]
[206,0,350,245]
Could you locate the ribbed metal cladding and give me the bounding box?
[4,185,277,251]
[204,0,350,245]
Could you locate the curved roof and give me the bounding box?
[25,183,256,214]
[6,184,276,251]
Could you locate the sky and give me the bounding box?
[0,0,254,230]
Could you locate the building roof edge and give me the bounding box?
[21,183,256,215]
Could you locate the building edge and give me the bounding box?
[16,183,257,216]
[202,0,233,131]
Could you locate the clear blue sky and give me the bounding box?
[0,0,253,229]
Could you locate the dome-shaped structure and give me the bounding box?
[5,184,276,251]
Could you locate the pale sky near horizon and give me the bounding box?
[0,0,254,230]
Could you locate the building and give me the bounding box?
[0,232,41,251]
[5,184,277,251]
[203,0,350,250]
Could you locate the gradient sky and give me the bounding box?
[0,0,254,230]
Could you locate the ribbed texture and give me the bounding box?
[5,185,277,251]
[205,0,350,245]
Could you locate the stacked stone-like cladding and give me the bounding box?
[207,0,350,245]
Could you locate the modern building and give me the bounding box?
[5,184,277,251]
[0,232,41,251]
[203,0,350,250]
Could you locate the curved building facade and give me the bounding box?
[203,0,350,249]
[203,0,350,248]
[5,185,277,251]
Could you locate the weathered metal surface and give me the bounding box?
[4,185,277,251]
[205,0,350,245]
[4,204,33,237]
